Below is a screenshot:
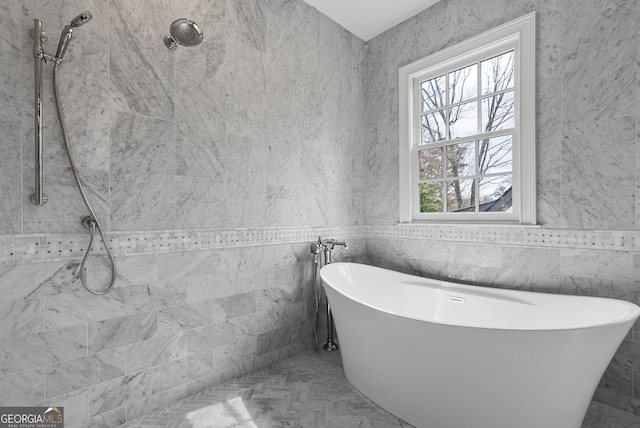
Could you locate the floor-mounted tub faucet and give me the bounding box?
[310,237,347,352]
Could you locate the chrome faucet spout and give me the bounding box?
[332,241,348,249]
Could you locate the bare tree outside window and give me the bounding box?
[418,50,515,213]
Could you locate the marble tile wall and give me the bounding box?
[0,0,366,426]
[362,0,640,416]
[3,0,640,423]
[4,0,365,236]
[0,237,363,426]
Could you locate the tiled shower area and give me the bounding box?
[2,0,640,427]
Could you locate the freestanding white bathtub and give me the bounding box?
[320,262,640,428]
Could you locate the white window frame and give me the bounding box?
[399,12,536,225]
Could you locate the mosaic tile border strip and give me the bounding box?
[0,226,366,264]
[2,224,640,265]
[369,224,638,252]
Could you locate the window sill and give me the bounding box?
[397,221,541,228]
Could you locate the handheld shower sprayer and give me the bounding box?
[54,11,92,63]
[31,10,115,295]
[71,11,93,27]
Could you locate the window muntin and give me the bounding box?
[417,50,515,215]
[399,13,536,224]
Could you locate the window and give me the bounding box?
[399,13,536,224]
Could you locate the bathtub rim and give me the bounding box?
[320,262,640,332]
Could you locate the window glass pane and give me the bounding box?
[449,101,477,139]
[479,136,512,175]
[419,147,444,180]
[449,63,477,104]
[446,142,475,178]
[482,91,514,132]
[421,75,446,111]
[447,179,475,212]
[421,111,447,143]
[478,175,512,212]
[420,182,443,213]
[481,51,514,95]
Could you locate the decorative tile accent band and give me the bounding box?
[0,226,366,265]
[369,224,637,252]
[1,224,639,265]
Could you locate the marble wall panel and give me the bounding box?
[212,335,257,365]
[174,72,225,179]
[125,333,188,374]
[184,272,237,303]
[0,368,44,406]
[115,255,158,286]
[45,287,126,329]
[88,367,158,416]
[126,281,187,314]
[265,0,317,118]
[45,348,125,398]
[256,325,292,356]
[157,301,213,337]
[0,298,44,339]
[222,134,268,228]
[88,311,157,353]
[562,117,636,229]
[562,0,636,124]
[23,165,110,234]
[158,352,213,391]
[0,260,81,302]
[274,262,313,302]
[240,243,301,270]
[110,111,175,231]
[0,123,22,234]
[158,248,243,281]
[236,267,275,294]
[174,177,226,230]
[187,322,236,354]
[109,0,173,119]
[0,0,21,122]
[211,292,256,321]
[0,325,86,376]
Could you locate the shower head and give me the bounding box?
[164,18,203,50]
[70,11,93,27]
[55,11,93,63]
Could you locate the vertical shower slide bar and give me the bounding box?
[31,19,48,206]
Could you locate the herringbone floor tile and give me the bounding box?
[118,350,640,428]
[119,351,411,428]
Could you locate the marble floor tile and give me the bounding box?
[118,350,640,428]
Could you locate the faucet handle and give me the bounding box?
[310,241,321,254]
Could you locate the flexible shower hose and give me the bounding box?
[53,62,117,295]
